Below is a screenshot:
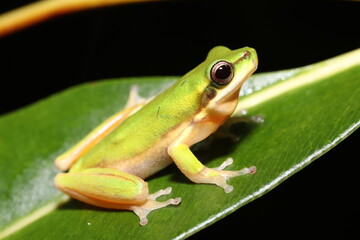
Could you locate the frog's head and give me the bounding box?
[202,46,258,119]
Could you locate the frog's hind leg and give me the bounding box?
[55,86,149,171]
[54,167,181,225]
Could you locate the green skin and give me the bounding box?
[54,46,258,226]
[69,64,208,177]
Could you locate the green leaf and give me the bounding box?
[0,49,359,239]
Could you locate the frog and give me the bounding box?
[54,46,258,225]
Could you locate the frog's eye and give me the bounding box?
[210,61,234,86]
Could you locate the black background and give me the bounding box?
[0,0,359,239]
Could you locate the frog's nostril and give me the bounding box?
[234,51,251,64]
[243,51,250,59]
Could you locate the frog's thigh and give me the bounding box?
[55,168,148,205]
[55,168,180,225]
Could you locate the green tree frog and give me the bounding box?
[54,46,258,225]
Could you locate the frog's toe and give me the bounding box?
[214,157,234,170]
[130,187,181,226]
[148,186,172,200]
[214,158,256,175]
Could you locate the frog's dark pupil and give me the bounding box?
[216,65,231,80]
[210,61,233,85]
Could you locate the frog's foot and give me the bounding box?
[194,158,256,193]
[130,187,181,226]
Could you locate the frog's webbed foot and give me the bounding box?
[197,158,256,193]
[130,187,181,226]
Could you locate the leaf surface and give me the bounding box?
[0,49,359,239]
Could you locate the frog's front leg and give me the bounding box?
[54,168,181,225]
[168,123,256,193]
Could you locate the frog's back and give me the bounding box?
[70,70,208,177]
